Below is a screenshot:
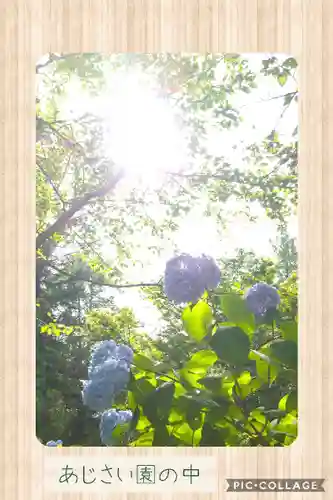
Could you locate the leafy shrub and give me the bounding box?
[80,254,297,447]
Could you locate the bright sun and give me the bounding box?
[60,68,188,181]
[100,71,188,178]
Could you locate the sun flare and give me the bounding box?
[100,73,188,179]
[60,68,189,182]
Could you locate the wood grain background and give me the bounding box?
[0,0,331,498]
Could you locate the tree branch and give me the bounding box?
[36,161,67,208]
[46,263,161,289]
[36,171,122,249]
[36,53,82,73]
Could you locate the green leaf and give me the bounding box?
[131,378,156,405]
[258,386,282,410]
[131,431,154,446]
[283,57,297,69]
[278,394,288,411]
[172,422,201,445]
[182,301,213,342]
[133,354,159,372]
[200,422,227,446]
[127,391,137,410]
[280,321,298,342]
[143,382,175,425]
[136,413,151,431]
[198,376,223,393]
[277,73,287,86]
[209,326,250,366]
[205,398,231,422]
[237,371,251,385]
[153,425,170,445]
[129,406,140,434]
[185,350,217,369]
[269,340,298,370]
[220,293,255,335]
[286,390,298,413]
[185,403,204,431]
[249,350,279,384]
[271,413,297,436]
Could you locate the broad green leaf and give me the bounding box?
[278,73,287,86]
[185,350,217,369]
[286,390,298,413]
[182,301,213,342]
[174,382,187,398]
[209,326,250,366]
[127,391,137,410]
[271,414,297,436]
[280,321,298,342]
[249,409,266,425]
[237,371,252,385]
[198,375,223,393]
[131,431,154,446]
[186,403,204,431]
[131,378,156,405]
[180,368,206,388]
[283,57,297,69]
[168,408,185,424]
[269,340,298,370]
[133,354,159,372]
[278,394,288,411]
[205,400,231,423]
[200,422,227,446]
[258,386,282,410]
[249,350,279,383]
[172,422,202,445]
[227,405,243,421]
[136,413,151,431]
[220,293,255,335]
[143,382,175,425]
[153,425,170,445]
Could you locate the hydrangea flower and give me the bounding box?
[245,282,280,317]
[164,253,221,304]
[46,439,63,447]
[82,377,117,412]
[82,341,133,413]
[88,340,117,375]
[99,409,133,446]
[197,254,221,290]
[115,344,134,364]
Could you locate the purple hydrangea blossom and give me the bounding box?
[115,344,134,364]
[82,377,117,412]
[163,253,221,304]
[117,410,133,424]
[99,409,133,446]
[46,439,63,447]
[197,254,221,290]
[88,340,117,376]
[82,341,133,413]
[245,282,280,317]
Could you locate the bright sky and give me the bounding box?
[39,53,298,336]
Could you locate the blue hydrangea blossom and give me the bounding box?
[164,253,221,304]
[99,409,133,446]
[82,340,133,413]
[82,377,118,412]
[245,282,280,317]
[88,340,117,376]
[197,254,221,290]
[46,440,63,447]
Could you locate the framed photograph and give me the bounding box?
[0,0,330,498]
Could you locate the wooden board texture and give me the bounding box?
[0,0,331,499]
